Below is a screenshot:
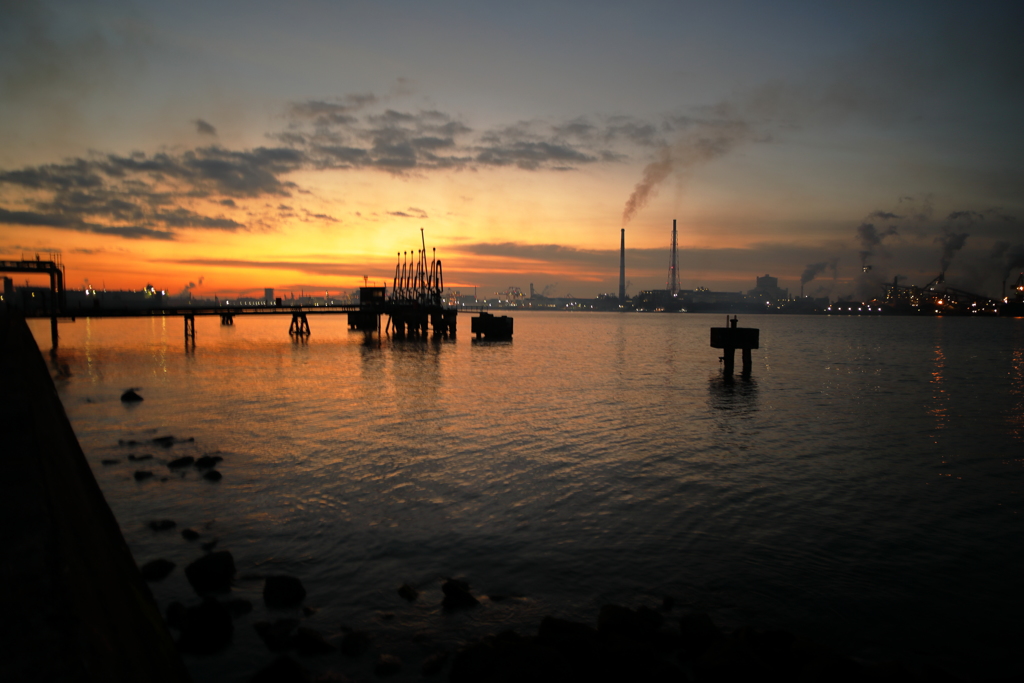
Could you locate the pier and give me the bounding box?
[0,311,189,682]
[2,236,519,352]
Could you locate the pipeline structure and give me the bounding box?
[882,272,1002,315]
[1,254,66,350]
[382,229,456,337]
[7,232,520,350]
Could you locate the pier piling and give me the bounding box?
[289,312,311,336]
[710,316,759,376]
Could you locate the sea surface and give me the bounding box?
[30,312,1024,681]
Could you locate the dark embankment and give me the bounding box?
[0,312,190,682]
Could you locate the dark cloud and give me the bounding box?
[448,242,611,268]
[154,257,356,277]
[288,94,378,126]
[948,210,983,222]
[394,207,427,219]
[194,119,217,136]
[0,0,148,101]
[0,145,305,240]
[552,117,597,140]
[276,102,655,174]
[157,208,243,230]
[302,210,338,223]
[604,117,662,147]
[475,141,596,170]
[0,207,173,239]
[386,206,428,219]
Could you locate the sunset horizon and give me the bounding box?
[3,2,1022,301]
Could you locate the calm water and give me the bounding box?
[31,312,1024,681]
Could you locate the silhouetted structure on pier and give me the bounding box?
[1,255,66,351]
[471,312,513,340]
[711,316,759,376]
[384,231,457,338]
[8,235,510,351]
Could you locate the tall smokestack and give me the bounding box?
[619,228,626,304]
[668,219,678,295]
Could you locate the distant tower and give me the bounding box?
[667,219,678,295]
[618,229,626,304]
[530,283,535,299]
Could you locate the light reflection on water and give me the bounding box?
[929,344,948,430]
[31,312,1024,682]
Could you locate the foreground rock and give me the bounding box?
[292,627,336,655]
[339,629,370,657]
[185,551,236,593]
[165,601,186,631]
[264,575,307,608]
[167,456,194,469]
[442,578,479,611]
[440,605,927,683]
[177,598,233,654]
[254,619,299,652]
[420,650,449,676]
[139,558,175,581]
[374,654,402,677]
[397,583,419,602]
[251,656,310,683]
[148,519,176,531]
[195,455,223,469]
[223,598,253,617]
[120,389,143,402]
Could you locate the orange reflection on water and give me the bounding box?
[1009,345,1024,441]
[928,342,948,430]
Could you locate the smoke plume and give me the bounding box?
[622,147,672,225]
[992,241,1024,280]
[622,119,750,225]
[800,262,828,285]
[856,222,898,266]
[936,230,969,273]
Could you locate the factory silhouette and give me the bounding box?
[4,219,1023,317]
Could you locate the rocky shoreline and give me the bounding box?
[148,550,1008,683]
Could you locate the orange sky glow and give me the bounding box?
[2,2,1022,301]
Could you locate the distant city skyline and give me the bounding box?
[2,1,1022,300]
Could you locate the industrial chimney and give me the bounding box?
[668,219,678,295]
[619,228,626,305]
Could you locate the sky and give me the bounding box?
[2,0,1023,301]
